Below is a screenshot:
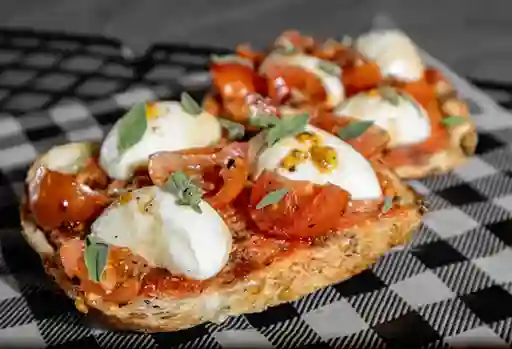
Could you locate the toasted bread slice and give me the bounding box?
[19,144,424,332]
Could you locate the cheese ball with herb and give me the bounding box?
[100,94,222,180]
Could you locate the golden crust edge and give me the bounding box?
[19,149,424,332]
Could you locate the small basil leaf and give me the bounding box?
[338,120,374,141]
[164,171,204,213]
[84,236,109,283]
[219,118,245,140]
[265,113,309,146]
[180,92,202,116]
[382,196,394,214]
[249,111,280,128]
[317,60,341,76]
[442,115,466,126]
[256,188,289,209]
[117,103,148,154]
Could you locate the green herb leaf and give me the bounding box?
[84,236,109,283]
[317,60,341,76]
[338,120,374,141]
[219,118,245,140]
[378,86,401,106]
[164,171,204,213]
[249,112,280,128]
[382,196,394,214]
[116,103,148,154]
[256,188,289,209]
[180,92,202,116]
[442,115,466,126]
[210,54,253,68]
[266,113,309,146]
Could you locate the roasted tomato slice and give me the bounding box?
[249,171,350,239]
[59,238,146,304]
[210,62,266,122]
[27,164,108,232]
[342,62,383,96]
[148,142,249,208]
[265,63,327,106]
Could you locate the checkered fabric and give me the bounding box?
[1,25,512,349]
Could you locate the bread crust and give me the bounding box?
[20,145,424,332]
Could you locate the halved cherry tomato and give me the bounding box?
[342,62,383,96]
[210,62,266,122]
[265,63,327,107]
[59,238,145,304]
[310,110,390,159]
[28,167,109,231]
[148,142,249,209]
[394,78,436,109]
[249,171,350,238]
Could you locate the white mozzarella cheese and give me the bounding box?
[251,125,382,200]
[259,53,345,108]
[334,91,431,147]
[100,101,222,180]
[90,186,232,281]
[355,29,425,82]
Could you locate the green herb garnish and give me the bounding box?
[256,188,289,209]
[117,103,148,154]
[210,54,253,68]
[164,171,204,213]
[317,60,341,76]
[219,118,245,140]
[249,111,280,128]
[442,116,466,126]
[84,236,109,283]
[378,86,401,106]
[382,196,394,214]
[338,120,374,141]
[263,113,310,147]
[180,92,202,115]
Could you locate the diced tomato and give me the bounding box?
[28,167,109,231]
[265,63,328,106]
[148,142,250,209]
[249,171,350,238]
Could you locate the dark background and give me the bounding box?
[0,0,510,82]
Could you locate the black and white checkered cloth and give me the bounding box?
[2,25,512,349]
